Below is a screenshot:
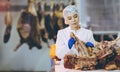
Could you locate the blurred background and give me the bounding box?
[0,0,120,71]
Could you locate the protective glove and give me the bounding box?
[85,42,94,53]
[85,42,94,47]
[68,37,76,49]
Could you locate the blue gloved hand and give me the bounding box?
[85,42,94,47]
[68,37,76,49]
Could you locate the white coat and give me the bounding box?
[56,26,95,59]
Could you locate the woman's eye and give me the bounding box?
[74,14,78,18]
[67,17,72,20]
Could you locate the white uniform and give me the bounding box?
[56,26,95,59]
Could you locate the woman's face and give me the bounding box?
[65,13,80,30]
[19,24,31,39]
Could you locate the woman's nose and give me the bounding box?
[72,18,76,22]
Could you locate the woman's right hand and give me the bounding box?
[68,37,76,49]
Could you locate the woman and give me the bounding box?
[56,5,95,59]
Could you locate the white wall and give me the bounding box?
[76,0,88,27]
[10,0,28,5]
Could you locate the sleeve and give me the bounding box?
[88,30,96,45]
[55,30,70,59]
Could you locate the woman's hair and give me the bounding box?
[63,5,79,18]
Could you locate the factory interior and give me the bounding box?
[0,0,120,71]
